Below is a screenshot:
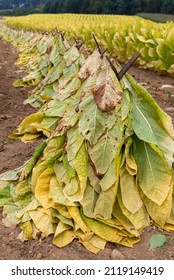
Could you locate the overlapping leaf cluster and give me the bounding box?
[0,24,85,110]
[4,14,174,75]
[1,25,174,254]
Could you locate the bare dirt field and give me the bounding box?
[0,38,174,260]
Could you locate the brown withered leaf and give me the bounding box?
[78,50,102,81]
[92,62,123,112]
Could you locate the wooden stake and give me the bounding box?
[117,52,140,80]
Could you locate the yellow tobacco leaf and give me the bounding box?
[79,240,101,254]
[35,167,54,209]
[63,178,79,197]
[119,235,141,248]
[16,198,40,219]
[125,137,137,175]
[117,190,150,230]
[88,234,106,250]
[134,139,172,206]
[141,185,173,227]
[53,230,75,248]
[80,183,98,218]
[49,175,77,206]
[54,204,71,219]
[163,224,174,231]
[71,143,87,200]
[54,221,72,237]
[31,149,62,191]
[120,166,143,214]
[94,184,117,220]
[113,202,140,237]
[43,136,65,159]
[20,220,33,239]
[75,229,94,242]
[29,209,55,237]
[76,230,105,254]
[67,206,89,233]
[52,208,74,227]
[81,209,125,243]
[62,155,76,182]
[20,133,41,142]
[17,112,44,134]
[39,208,58,223]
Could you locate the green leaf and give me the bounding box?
[78,95,116,145]
[62,154,76,182]
[149,234,167,249]
[39,116,59,132]
[58,76,81,101]
[50,41,61,64]
[99,161,116,191]
[121,89,130,121]
[156,42,170,61]
[66,126,84,161]
[16,198,41,219]
[20,220,33,239]
[44,62,63,84]
[25,141,47,177]
[88,130,118,175]
[71,143,87,198]
[64,45,80,67]
[87,164,100,194]
[127,74,174,166]
[44,100,65,117]
[40,84,55,99]
[133,137,172,206]
[0,185,13,207]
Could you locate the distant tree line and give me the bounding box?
[0,0,174,15]
[43,0,174,15]
[0,0,43,9]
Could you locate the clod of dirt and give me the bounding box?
[36,253,43,259]
[111,249,125,260]
[0,144,4,152]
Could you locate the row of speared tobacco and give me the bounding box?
[0,24,174,253]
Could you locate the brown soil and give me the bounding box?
[0,38,174,260]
